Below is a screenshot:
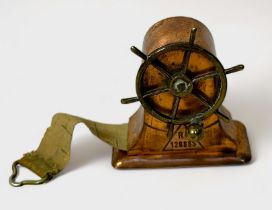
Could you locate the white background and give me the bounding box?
[0,0,272,209]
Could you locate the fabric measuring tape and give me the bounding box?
[9,113,128,187]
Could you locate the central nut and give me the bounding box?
[173,79,188,93]
[170,75,193,97]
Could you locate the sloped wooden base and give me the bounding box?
[112,121,251,169]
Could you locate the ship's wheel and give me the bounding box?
[121,28,244,140]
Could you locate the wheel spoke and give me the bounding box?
[131,46,172,79]
[191,92,230,122]
[188,28,197,46]
[193,64,244,83]
[121,97,139,104]
[180,28,197,73]
[130,46,147,60]
[167,96,181,140]
[151,59,172,79]
[143,87,169,98]
[192,70,218,83]
[215,110,230,122]
[167,123,175,140]
[171,96,181,118]
[191,91,212,108]
[225,64,244,74]
[121,87,169,104]
[180,50,191,73]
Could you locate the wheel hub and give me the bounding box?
[169,74,193,97]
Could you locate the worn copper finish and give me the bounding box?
[113,16,251,168]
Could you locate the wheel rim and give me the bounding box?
[136,43,227,125]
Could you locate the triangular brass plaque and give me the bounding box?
[164,128,204,151]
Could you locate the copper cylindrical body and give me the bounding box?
[143,16,215,55]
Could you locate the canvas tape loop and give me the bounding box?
[9,113,128,187]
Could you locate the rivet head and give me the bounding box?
[187,123,203,141]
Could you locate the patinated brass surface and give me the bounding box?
[116,16,251,168]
